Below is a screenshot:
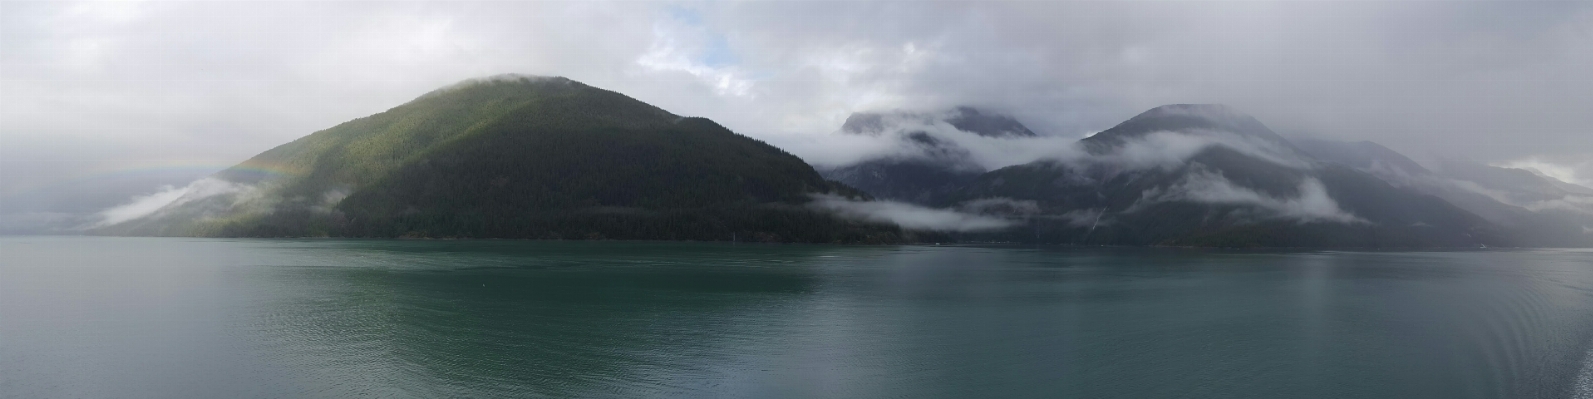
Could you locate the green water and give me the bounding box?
[2,237,1592,398]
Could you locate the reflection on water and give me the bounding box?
[1580,349,1593,399]
[3,237,1593,398]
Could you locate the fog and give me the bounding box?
[1139,173,1364,224]
[93,178,251,227]
[808,108,1366,229]
[807,194,1014,232]
[2,1,1590,232]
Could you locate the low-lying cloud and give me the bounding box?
[1139,170,1364,224]
[808,194,1015,232]
[1496,158,1593,189]
[93,177,249,227]
[1522,195,1593,216]
[821,111,1311,178]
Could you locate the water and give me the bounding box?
[3,237,1593,398]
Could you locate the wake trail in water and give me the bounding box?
[1577,346,1593,399]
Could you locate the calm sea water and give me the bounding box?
[3,237,1593,398]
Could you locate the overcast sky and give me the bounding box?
[3,1,1591,201]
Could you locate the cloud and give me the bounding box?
[1139,170,1364,224]
[818,110,1309,174]
[812,118,1083,170]
[93,177,248,227]
[1101,130,1309,170]
[807,194,1015,232]
[4,1,1591,231]
[1496,158,1593,188]
[634,9,754,98]
[1522,195,1593,215]
[957,197,1040,217]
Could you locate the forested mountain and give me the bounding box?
[820,107,1035,203]
[96,75,908,243]
[930,105,1506,247]
[95,76,1589,247]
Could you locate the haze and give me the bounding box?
[2,1,1590,233]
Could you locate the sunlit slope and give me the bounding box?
[99,75,901,243]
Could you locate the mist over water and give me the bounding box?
[3,237,1593,398]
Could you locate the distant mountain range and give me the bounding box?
[824,104,1592,247]
[97,75,1592,247]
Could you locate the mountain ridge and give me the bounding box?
[96,75,912,243]
[94,77,1590,247]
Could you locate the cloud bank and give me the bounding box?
[4,1,1591,232]
[807,194,1014,232]
[1138,171,1364,224]
[92,177,250,227]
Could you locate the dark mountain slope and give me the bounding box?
[98,75,904,243]
[820,159,981,205]
[1290,137,1593,247]
[934,105,1498,247]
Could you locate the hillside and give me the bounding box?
[1291,138,1593,246]
[97,75,905,243]
[931,105,1512,247]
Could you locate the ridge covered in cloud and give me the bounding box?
[2,1,1591,233]
[1136,172,1363,224]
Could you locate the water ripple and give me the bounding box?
[1578,347,1593,399]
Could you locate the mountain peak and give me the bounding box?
[446,73,572,87]
[841,107,1036,138]
[419,74,580,99]
[1139,103,1239,117]
[1127,104,1265,131]
[1083,104,1291,153]
[942,107,1038,138]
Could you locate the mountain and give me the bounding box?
[1079,104,1296,154]
[1288,138,1593,246]
[934,104,1508,247]
[841,106,1037,138]
[96,75,908,243]
[820,107,1036,203]
[1291,138,1431,177]
[1438,160,1593,202]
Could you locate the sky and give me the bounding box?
[2,1,1591,226]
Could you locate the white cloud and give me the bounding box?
[94,177,248,227]
[807,194,1015,232]
[1496,158,1593,188]
[634,18,754,98]
[1522,195,1593,215]
[818,112,1310,174]
[1140,170,1364,224]
[4,1,1592,231]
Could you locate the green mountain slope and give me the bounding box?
[98,75,903,243]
